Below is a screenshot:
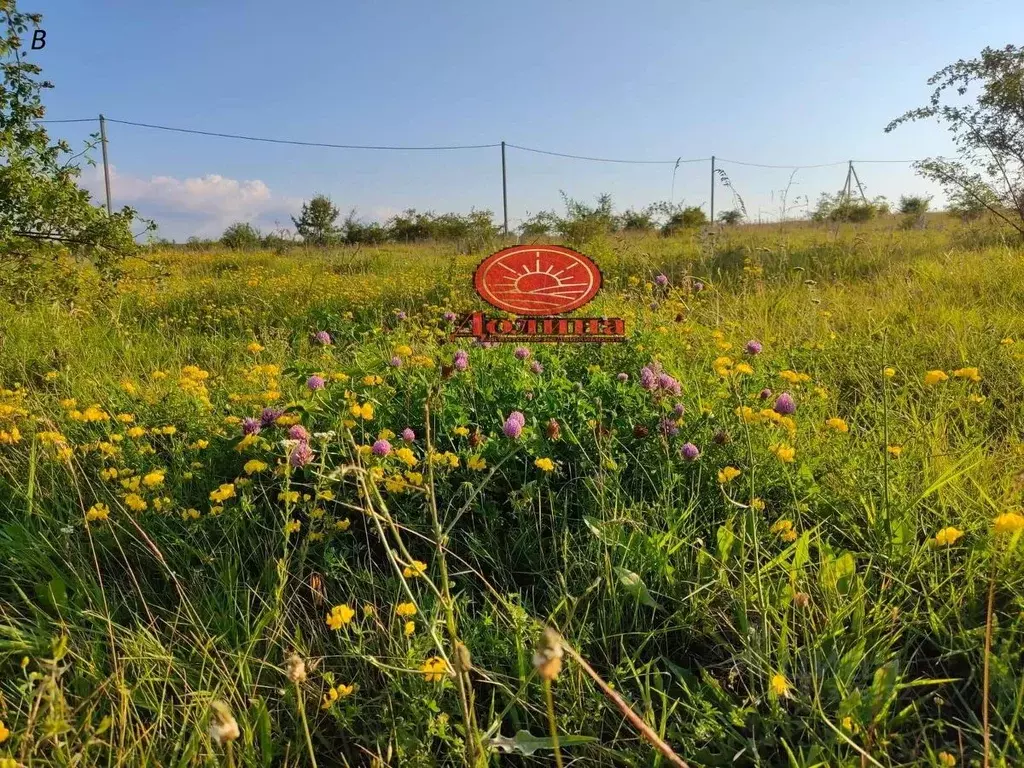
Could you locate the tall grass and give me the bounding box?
[1,219,1023,766]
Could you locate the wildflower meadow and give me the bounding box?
[2,220,1024,767]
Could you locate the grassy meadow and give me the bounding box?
[2,218,1024,767]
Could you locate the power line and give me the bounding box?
[104,118,500,151]
[507,142,707,165]
[32,117,922,166]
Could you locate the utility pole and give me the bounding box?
[99,114,112,215]
[850,162,868,203]
[710,155,716,224]
[501,141,508,237]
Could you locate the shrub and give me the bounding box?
[662,206,707,235]
[718,209,744,225]
[220,222,261,250]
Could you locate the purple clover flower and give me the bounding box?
[306,375,326,391]
[401,428,415,442]
[372,439,392,457]
[290,441,314,468]
[745,339,763,355]
[389,356,402,367]
[514,346,531,360]
[660,418,680,437]
[314,331,332,346]
[242,417,261,436]
[673,403,685,417]
[681,442,700,461]
[759,388,773,400]
[260,407,283,427]
[453,350,469,371]
[443,311,457,322]
[774,392,796,415]
[640,366,658,391]
[396,311,407,321]
[658,373,682,396]
[693,280,705,293]
[655,273,669,286]
[530,361,544,374]
[617,372,629,382]
[288,424,310,442]
[503,411,525,439]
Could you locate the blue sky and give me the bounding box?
[25,0,1024,239]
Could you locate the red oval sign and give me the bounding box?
[473,245,602,316]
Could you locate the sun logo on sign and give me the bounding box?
[473,245,602,316]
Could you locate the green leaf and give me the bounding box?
[487,729,597,755]
[614,567,664,611]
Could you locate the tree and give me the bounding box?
[810,192,888,223]
[292,194,340,245]
[885,45,1024,235]
[897,195,931,215]
[718,209,743,225]
[1,2,141,298]
[662,206,707,235]
[220,222,261,250]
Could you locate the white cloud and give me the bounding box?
[80,165,301,240]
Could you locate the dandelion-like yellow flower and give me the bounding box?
[718,466,741,484]
[771,444,796,463]
[0,719,9,744]
[326,604,355,630]
[124,493,147,512]
[209,483,236,503]
[142,470,165,488]
[931,527,964,547]
[825,417,848,433]
[86,503,110,522]
[244,459,268,475]
[993,512,1024,535]
[771,519,797,542]
[396,602,417,617]
[534,457,555,472]
[924,370,949,386]
[887,445,903,457]
[453,426,469,437]
[247,342,264,353]
[350,402,374,420]
[883,367,896,378]
[421,656,448,682]
[467,455,486,471]
[952,367,980,382]
[770,673,791,697]
[403,560,427,578]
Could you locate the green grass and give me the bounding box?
[1,218,1024,767]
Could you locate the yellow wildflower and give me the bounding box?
[771,519,797,542]
[887,445,903,457]
[937,752,956,767]
[124,493,147,512]
[209,483,236,503]
[278,490,300,504]
[718,466,741,484]
[244,459,268,475]
[534,457,555,472]
[771,444,796,463]
[883,367,896,378]
[403,560,427,578]
[335,518,351,531]
[350,402,374,420]
[142,470,165,488]
[247,342,264,353]
[467,455,486,471]
[326,604,355,630]
[952,367,981,382]
[396,602,417,617]
[421,656,448,682]
[993,512,1024,535]
[86,503,110,522]
[826,417,848,433]
[284,519,301,535]
[404,621,416,637]
[924,370,949,386]
[931,527,964,547]
[770,673,791,697]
